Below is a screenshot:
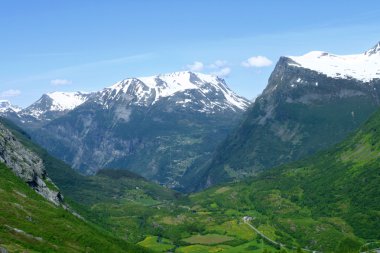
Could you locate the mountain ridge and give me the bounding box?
[2,71,250,188]
[5,71,249,125]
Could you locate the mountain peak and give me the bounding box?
[104,71,249,111]
[45,91,90,111]
[365,41,380,56]
[0,100,21,113]
[19,91,92,120]
[136,71,220,88]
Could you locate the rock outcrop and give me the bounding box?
[0,122,63,205]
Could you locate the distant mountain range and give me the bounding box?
[3,43,380,191]
[1,71,250,188]
[1,92,92,126]
[3,71,248,125]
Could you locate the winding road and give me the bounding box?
[242,218,320,253]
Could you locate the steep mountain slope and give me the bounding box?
[0,118,149,252]
[197,42,380,189]
[0,163,152,253]
[24,71,250,188]
[0,117,89,196]
[189,106,380,252]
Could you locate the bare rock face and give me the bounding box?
[0,122,63,205]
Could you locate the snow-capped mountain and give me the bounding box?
[8,71,250,189]
[195,42,380,190]
[11,71,248,125]
[95,71,249,112]
[20,91,91,120]
[0,100,21,113]
[288,42,380,82]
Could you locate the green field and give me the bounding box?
[182,234,234,245]
[138,236,175,252]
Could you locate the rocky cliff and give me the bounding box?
[0,121,63,205]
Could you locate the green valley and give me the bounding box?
[3,105,380,252]
[41,106,380,252]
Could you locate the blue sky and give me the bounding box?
[1,0,380,107]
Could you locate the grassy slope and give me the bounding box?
[190,108,380,252]
[65,169,182,243]
[0,163,149,253]
[0,117,151,252]
[0,117,190,247]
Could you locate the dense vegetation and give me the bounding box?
[190,107,380,252]
[64,171,283,252]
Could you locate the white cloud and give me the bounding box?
[187,61,204,72]
[186,59,231,77]
[50,79,72,86]
[241,56,273,68]
[0,89,21,98]
[209,60,228,69]
[211,67,231,77]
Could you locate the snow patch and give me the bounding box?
[288,43,380,82]
[105,71,250,111]
[47,92,90,111]
[0,100,22,113]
